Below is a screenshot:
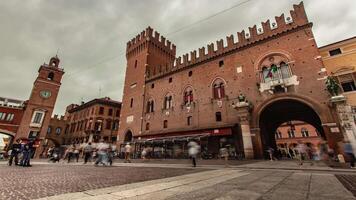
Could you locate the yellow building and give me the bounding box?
[319,36,356,105]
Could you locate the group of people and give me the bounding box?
[267,140,355,168]
[45,140,116,166]
[7,139,33,167]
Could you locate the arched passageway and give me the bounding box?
[124,130,133,142]
[259,99,325,158]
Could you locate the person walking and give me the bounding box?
[20,143,31,167]
[124,143,132,163]
[83,142,93,164]
[296,142,307,165]
[219,146,229,167]
[267,147,275,161]
[67,144,75,163]
[344,140,355,168]
[188,140,200,167]
[95,139,109,166]
[8,140,21,166]
[141,146,148,161]
[73,145,80,162]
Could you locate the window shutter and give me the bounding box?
[213,88,218,99]
[220,85,225,97]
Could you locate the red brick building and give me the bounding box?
[118,2,343,158]
[275,121,323,155]
[15,56,65,156]
[0,97,25,151]
[64,97,121,144]
[46,115,68,146]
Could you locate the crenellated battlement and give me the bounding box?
[145,2,310,81]
[126,26,176,58]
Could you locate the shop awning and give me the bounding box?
[133,133,211,144]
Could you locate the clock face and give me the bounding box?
[40,90,51,99]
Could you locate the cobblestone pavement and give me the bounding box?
[0,163,206,200]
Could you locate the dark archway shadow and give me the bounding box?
[259,99,325,158]
[124,130,133,142]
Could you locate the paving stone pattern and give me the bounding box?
[0,164,206,200]
[336,175,356,197]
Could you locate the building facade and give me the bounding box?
[15,56,65,156]
[118,2,343,159]
[320,36,356,154]
[65,97,121,144]
[275,121,323,155]
[0,97,25,151]
[46,115,68,146]
[319,36,356,105]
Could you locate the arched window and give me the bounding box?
[146,99,154,113]
[280,62,291,79]
[301,128,309,137]
[47,126,52,134]
[288,129,295,138]
[55,127,62,135]
[184,87,193,105]
[212,79,225,99]
[164,94,173,109]
[48,72,54,81]
[275,130,282,139]
[262,66,271,83]
[163,120,168,128]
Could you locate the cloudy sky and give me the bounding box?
[0,0,355,115]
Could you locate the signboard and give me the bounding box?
[330,127,340,133]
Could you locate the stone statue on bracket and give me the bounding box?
[325,76,340,96]
[238,93,247,103]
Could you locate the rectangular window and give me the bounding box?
[163,120,168,128]
[130,98,134,108]
[116,110,120,117]
[338,74,356,92]
[99,107,104,115]
[108,109,113,116]
[169,77,172,83]
[6,113,14,121]
[106,120,112,129]
[329,48,342,56]
[215,112,222,122]
[219,60,224,67]
[33,112,43,124]
[0,112,6,120]
[187,116,192,126]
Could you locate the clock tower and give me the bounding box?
[16,56,64,156]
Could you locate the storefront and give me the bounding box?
[120,127,244,159]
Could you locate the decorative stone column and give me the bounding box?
[331,95,356,155]
[233,101,254,159]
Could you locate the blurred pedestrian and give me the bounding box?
[141,146,148,161]
[95,139,109,166]
[83,142,93,164]
[67,144,75,163]
[267,147,275,161]
[188,140,200,167]
[344,140,355,168]
[296,142,307,165]
[124,143,132,163]
[219,146,229,167]
[73,145,80,162]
